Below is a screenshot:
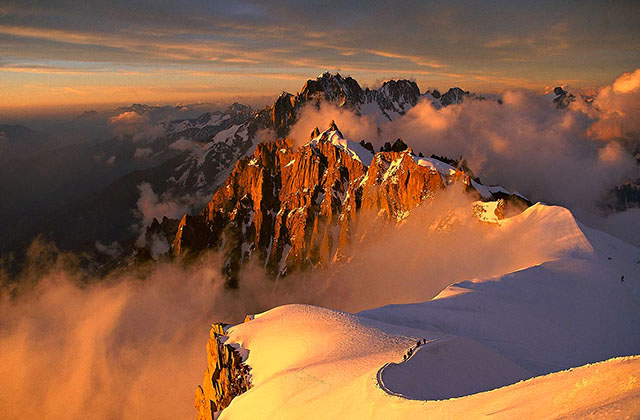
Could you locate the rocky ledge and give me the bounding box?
[195,321,252,420]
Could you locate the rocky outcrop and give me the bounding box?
[162,122,528,283]
[172,214,211,257]
[425,87,485,108]
[145,216,180,247]
[360,151,446,221]
[269,93,298,137]
[299,72,364,107]
[604,181,640,211]
[260,72,423,136]
[439,87,472,106]
[552,87,576,109]
[427,89,442,99]
[195,323,252,420]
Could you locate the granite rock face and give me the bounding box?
[195,323,252,420]
[162,123,528,283]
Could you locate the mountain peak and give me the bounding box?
[226,102,252,114]
[379,79,420,96]
[309,126,321,140]
[440,87,471,106]
[317,70,336,79]
[307,121,347,142]
[161,131,528,283]
[300,72,363,106]
[265,73,481,139]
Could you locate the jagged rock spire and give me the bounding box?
[379,138,408,153]
[328,120,343,138]
[310,127,320,140]
[164,135,530,285]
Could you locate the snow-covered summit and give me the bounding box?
[307,121,375,166]
[197,202,640,419]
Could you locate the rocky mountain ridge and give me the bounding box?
[3,72,561,265]
[130,73,484,254]
[146,122,529,283]
[140,72,436,216]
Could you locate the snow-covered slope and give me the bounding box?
[202,203,640,419]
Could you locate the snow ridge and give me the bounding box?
[308,126,374,167]
[203,203,640,419]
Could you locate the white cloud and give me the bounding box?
[109,111,165,143]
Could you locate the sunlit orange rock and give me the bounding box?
[195,323,251,420]
[166,122,528,283]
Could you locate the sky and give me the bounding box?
[1,0,639,116]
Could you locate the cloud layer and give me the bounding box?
[0,187,581,419]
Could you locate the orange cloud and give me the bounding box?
[365,49,448,69]
[585,69,640,142]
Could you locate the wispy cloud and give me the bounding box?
[365,50,447,69]
[0,0,638,109]
[484,24,571,58]
[187,70,305,81]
